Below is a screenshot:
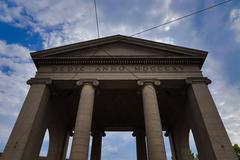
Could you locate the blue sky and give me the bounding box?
[0,0,240,159]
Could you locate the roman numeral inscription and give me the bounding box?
[49,65,185,73]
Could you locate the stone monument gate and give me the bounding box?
[1,35,237,160]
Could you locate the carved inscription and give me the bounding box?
[50,65,184,73]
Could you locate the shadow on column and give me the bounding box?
[167,121,193,160]
[47,124,70,160]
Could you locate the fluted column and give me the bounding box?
[90,131,105,160]
[186,77,238,160]
[2,78,52,160]
[70,80,99,160]
[133,130,147,160]
[138,80,167,160]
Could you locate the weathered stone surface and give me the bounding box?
[70,82,96,160]
[2,35,237,160]
[141,82,167,160]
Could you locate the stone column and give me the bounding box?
[2,78,52,160]
[61,131,70,160]
[90,131,105,160]
[70,80,99,160]
[138,80,167,160]
[47,125,70,160]
[186,77,238,160]
[132,130,147,160]
[167,125,192,160]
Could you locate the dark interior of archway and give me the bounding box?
[50,80,187,132]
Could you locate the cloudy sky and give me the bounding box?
[0,0,240,159]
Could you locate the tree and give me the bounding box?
[190,145,240,160]
[233,144,240,160]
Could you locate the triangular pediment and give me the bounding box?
[40,42,192,58]
[31,35,207,59]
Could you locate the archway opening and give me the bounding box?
[189,130,199,159]
[39,129,50,157]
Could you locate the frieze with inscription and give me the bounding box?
[44,65,185,73]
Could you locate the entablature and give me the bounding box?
[33,57,205,68]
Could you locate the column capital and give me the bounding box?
[91,131,106,137]
[164,131,169,137]
[76,79,99,86]
[137,79,161,86]
[185,77,211,85]
[132,130,145,137]
[69,130,74,137]
[26,78,52,85]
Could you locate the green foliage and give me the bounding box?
[191,152,199,160]
[190,145,240,160]
[233,144,240,160]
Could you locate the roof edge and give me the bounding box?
[31,35,208,58]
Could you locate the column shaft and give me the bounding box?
[47,125,69,160]
[168,126,192,160]
[187,81,238,160]
[90,131,104,160]
[168,133,176,160]
[2,82,50,160]
[61,132,70,160]
[134,130,147,160]
[142,83,167,160]
[70,83,95,160]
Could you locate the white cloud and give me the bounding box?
[147,0,172,17]
[106,132,133,143]
[15,0,93,27]
[40,22,96,49]
[230,8,240,44]
[0,41,31,61]
[0,40,36,151]
[0,0,181,49]
[0,1,239,158]
[103,143,119,153]
[0,2,22,23]
[203,55,240,144]
[19,0,98,48]
[0,0,97,48]
[102,132,136,160]
[0,1,35,28]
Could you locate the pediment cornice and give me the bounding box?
[31,35,207,69]
[34,56,205,68]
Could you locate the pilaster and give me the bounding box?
[2,78,52,160]
[185,77,238,160]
